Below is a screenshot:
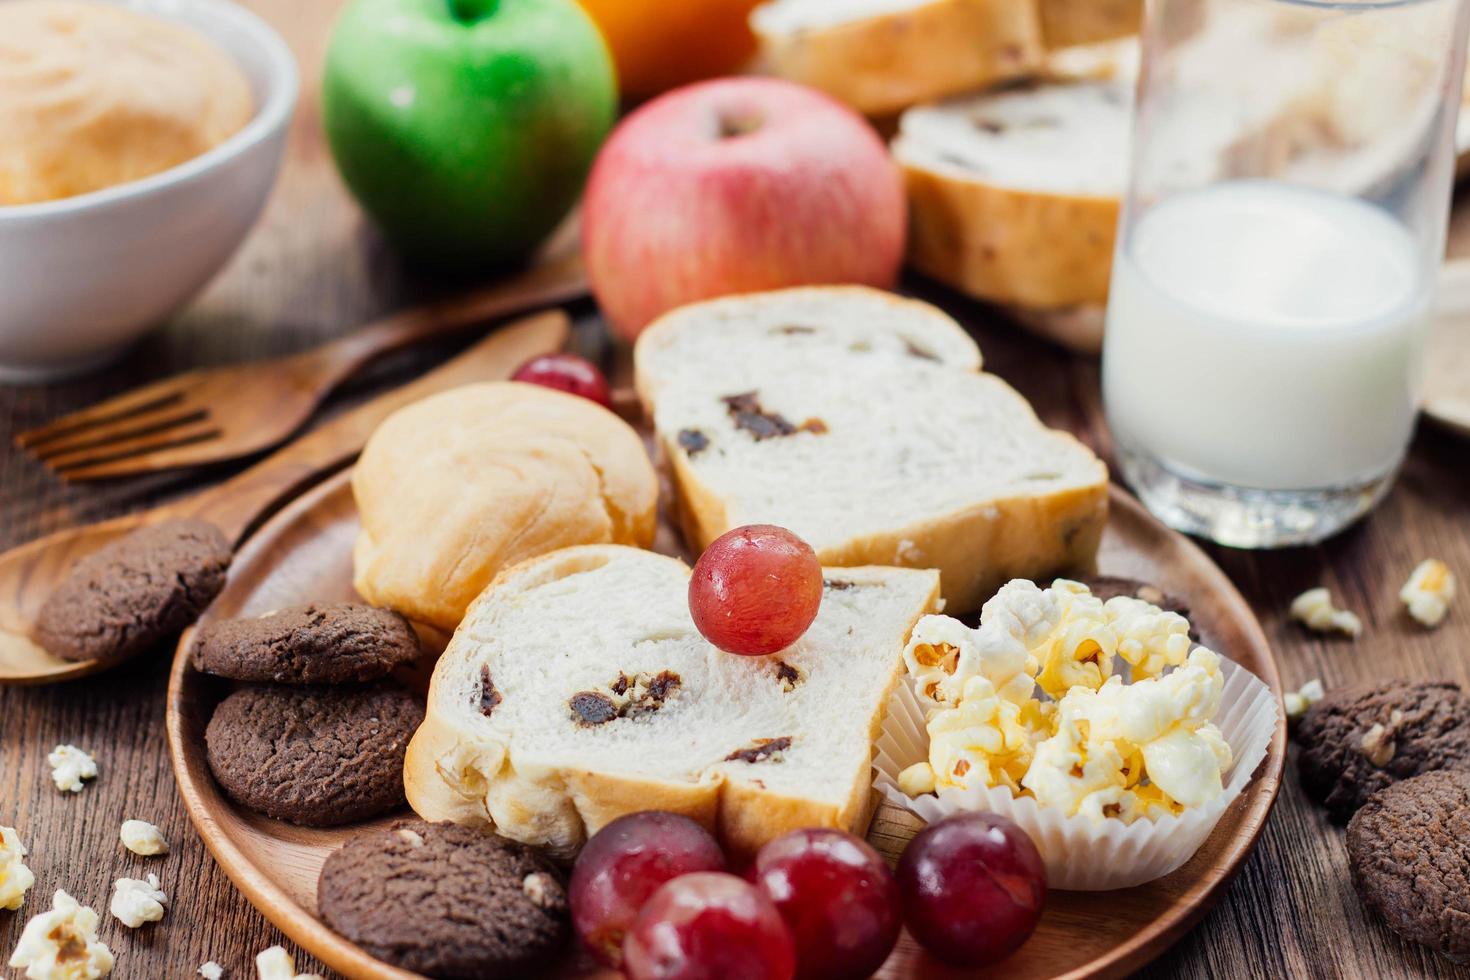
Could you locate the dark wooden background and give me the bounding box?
[3,3,1470,977]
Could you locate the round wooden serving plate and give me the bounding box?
[168,468,1286,980]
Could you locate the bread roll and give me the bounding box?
[352,382,658,631]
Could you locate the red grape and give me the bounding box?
[624,872,796,980]
[511,353,612,408]
[896,812,1046,967]
[750,828,901,980]
[689,525,822,656]
[570,811,727,967]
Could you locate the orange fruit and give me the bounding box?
[576,0,764,100]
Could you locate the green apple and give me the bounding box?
[323,0,616,269]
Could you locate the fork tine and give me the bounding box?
[29,409,210,462]
[45,421,223,480]
[15,376,196,449]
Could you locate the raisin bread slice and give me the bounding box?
[633,286,1109,613]
[750,0,1141,117]
[403,545,940,861]
[894,80,1130,315]
[750,0,1044,118]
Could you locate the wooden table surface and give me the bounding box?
[3,3,1469,978]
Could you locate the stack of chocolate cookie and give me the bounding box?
[1295,680,1470,960]
[194,603,424,826]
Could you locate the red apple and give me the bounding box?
[582,77,906,342]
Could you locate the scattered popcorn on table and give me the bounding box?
[1,826,35,911]
[1400,559,1455,628]
[109,873,167,928]
[8,890,113,979]
[46,745,97,793]
[1290,587,1362,637]
[1283,678,1326,722]
[255,946,322,980]
[119,819,168,857]
[900,578,1237,824]
[199,964,224,980]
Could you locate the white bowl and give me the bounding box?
[0,0,298,382]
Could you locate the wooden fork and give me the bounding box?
[17,252,587,480]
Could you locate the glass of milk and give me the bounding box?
[1103,0,1470,547]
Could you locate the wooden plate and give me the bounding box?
[167,468,1285,980]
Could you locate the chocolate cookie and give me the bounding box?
[35,519,231,663]
[204,683,423,826]
[318,820,568,979]
[1347,770,1470,958]
[192,603,420,684]
[1295,680,1470,822]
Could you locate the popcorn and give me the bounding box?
[897,761,936,796]
[1023,649,1231,817]
[1400,559,1455,628]
[1290,587,1362,637]
[1,826,35,911]
[924,675,1053,794]
[1105,595,1192,680]
[905,578,1236,825]
[904,604,1042,710]
[47,745,97,793]
[199,964,224,980]
[255,946,322,980]
[110,873,167,928]
[8,890,113,979]
[119,820,168,857]
[1283,678,1325,721]
[1033,580,1116,699]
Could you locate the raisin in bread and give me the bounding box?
[403,545,940,861]
[633,286,1108,613]
[894,80,1129,320]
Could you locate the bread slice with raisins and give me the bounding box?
[633,286,1109,614]
[403,545,939,861]
[894,79,1130,317]
[749,0,1141,117]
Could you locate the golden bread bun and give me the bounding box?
[351,382,659,631]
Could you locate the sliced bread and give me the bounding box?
[893,79,1130,314]
[750,0,1142,118]
[633,286,1109,613]
[1037,0,1141,49]
[751,0,1044,118]
[403,545,941,860]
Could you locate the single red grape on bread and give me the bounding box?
[689,524,822,656]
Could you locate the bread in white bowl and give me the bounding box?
[403,545,941,860]
[633,286,1109,613]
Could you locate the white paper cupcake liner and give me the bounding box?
[874,656,1278,891]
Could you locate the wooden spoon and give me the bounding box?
[0,310,569,685]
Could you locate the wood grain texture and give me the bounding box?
[1,0,1469,976]
[163,470,1283,980]
[0,311,567,684]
